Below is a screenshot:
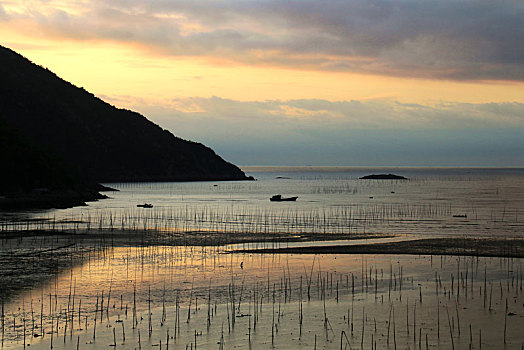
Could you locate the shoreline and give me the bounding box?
[1,230,523,303]
[234,237,524,258]
[0,229,389,246]
[0,229,386,302]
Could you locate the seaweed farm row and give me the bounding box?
[3,170,524,239]
[2,201,523,240]
[1,244,523,349]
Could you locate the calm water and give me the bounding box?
[2,167,524,349]
[2,245,523,349]
[2,167,524,237]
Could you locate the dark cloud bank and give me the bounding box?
[4,0,524,80]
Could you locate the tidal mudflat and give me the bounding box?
[1,236,523,349]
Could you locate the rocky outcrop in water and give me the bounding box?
[360,174,408,180]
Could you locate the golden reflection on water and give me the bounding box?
[12,244,430,314]
[3,245,523,349]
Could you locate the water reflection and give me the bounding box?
[2,244,523,349]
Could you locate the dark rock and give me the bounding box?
[360,174,408,180]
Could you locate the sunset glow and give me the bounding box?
[2,0,523,165]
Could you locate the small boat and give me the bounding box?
[137,203,153,208]
[270,194,298,202]
[452,214,467,218]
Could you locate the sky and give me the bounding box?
[1,0,524,166]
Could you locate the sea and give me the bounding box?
[2,166,524,238]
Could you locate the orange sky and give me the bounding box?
[1,0,523,165]
[3,31,524,106]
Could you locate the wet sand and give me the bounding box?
[235,237,524,258]
[1,230,522,303]
[1,230,523,349]
[0,229,385,302]
[3,241,523,349]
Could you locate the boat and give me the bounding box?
[137,203,153,208]
[270,194,298,202]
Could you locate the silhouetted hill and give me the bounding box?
[0,117,107,209]
[1,118,79,191]
[0,45,251,186]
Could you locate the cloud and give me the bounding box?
[0,4,7,20]
[102,95,524,140]
[3,0,524,81]
[79,93,524,165]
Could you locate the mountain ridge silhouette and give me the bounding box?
[0,45,252,208]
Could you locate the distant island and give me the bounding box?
[0,45,252,209]
[360,174,408,180]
